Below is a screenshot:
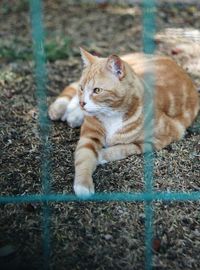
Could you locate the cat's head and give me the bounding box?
[78,48,133,117]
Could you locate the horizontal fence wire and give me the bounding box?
[0,192,200,204]
[67,0,200,5]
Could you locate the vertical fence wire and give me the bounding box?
[30,0,51,269]
[142,0,156,269]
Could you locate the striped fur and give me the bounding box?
[49,49,199,197]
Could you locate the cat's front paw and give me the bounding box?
[48,97,69,121]
[73,181,95,198]
[67,107,84,128]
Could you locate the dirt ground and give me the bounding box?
[0,1,200,270]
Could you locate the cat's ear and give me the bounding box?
[80,47,97,67]
[106,55,125,80]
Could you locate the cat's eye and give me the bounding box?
[93,87,103,94]
[79,85,84,92]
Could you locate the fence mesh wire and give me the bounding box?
[0,0,200,270]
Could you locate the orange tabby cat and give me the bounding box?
[49,48,199,197]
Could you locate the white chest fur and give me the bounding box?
[98,113,123,145]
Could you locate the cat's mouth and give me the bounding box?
[83,110,97,116]
[81,106,98,115]
[82,107,100,116]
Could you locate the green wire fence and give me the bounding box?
[0,0,199,270]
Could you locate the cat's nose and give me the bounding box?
[79,101,86,108]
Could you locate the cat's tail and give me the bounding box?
[155,28,200,77]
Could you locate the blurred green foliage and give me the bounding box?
[1,0,28,15]
[45,37,72,61]
[0,37,72,62]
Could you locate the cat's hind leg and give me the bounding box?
[48,82,84,128]
[98,143,153,164]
